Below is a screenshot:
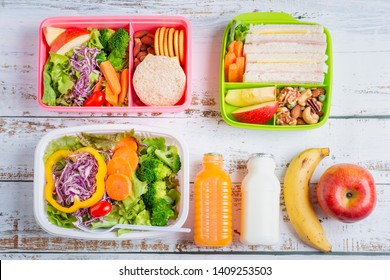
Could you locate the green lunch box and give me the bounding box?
[219,12,333,130]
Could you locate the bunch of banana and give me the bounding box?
[284,147,332,252]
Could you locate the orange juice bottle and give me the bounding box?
[193,153,232,247]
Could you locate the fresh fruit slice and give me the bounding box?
[225,86,276,107]
[231,101,278,124]
[43,26,66,46]
[50,27,91,55]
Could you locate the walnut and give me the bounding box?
[276,110,297,126]
[277,87,299,106]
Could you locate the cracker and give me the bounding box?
[154,27,160,55]
[179,29,184,64]
[173,29,179,57]
[159,27,166,56]
[168,27,175,57]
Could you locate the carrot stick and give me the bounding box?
[107,157,133,177]
[93,76,104,93]
[233,41,243,58]
[224,51,236,80]
[118,69,129,105]
[236,56,245,82]
[105,173,132,201]
[100,61,121,96]
[227,41,236,53]
[228,63,239,82]
[104,83,118,105]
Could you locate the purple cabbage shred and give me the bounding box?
[53,151,98,206]
[69,45,101,106]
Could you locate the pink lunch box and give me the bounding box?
[37,16,192,113]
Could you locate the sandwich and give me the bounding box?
[242,24,328,84]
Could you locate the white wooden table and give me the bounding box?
[1,0,390,260]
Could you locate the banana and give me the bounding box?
[284,148,332,252]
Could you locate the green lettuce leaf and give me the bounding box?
[43,135,82,161]
[46,204,77,228]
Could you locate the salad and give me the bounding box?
[42,27,130,107]
[44,129,181,236]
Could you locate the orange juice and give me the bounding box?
[193,153,232,247]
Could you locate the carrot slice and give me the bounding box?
[114,136,138,152]
[105,173,132,201]
[107,157,133,177]
[236,56,245,82]
[112,147,139,171]
[118,69,129,105]
[224,51,236,80]
[233,41,243,58]
[228,63,239,82]
[100,60,121,96]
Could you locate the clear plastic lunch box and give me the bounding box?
[37,16,192,113]
[220,12,333,130]
[33,124,190,239]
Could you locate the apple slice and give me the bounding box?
[225,86,276,107]
[43,27,66,46]
[231,101,278,124]
[50,27,91,55]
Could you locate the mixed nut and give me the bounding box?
[133,31,156,69]
[276,87,326,125]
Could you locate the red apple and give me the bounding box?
[50,27,91,55]
[231,101,278,124]
[316,163,376,223]
[43,26,66,46]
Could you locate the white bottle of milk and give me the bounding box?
[240,153,281,245]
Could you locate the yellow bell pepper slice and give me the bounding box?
[44,147,107,213]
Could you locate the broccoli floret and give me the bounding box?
[143,180,168,209]
[150,199,175,226]
[107,28,130,53]
[99,28,116,49]
[88,28,104,49]
[107,50,127,72]
[96,52,107,65]
[137,158,172,183]
[155,145,181,173]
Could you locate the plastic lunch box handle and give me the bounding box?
[233,12,298,23]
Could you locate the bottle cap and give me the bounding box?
[248,153,274,160]
[203,153,223,162]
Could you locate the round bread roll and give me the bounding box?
[133,55,186,106]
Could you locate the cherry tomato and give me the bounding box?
[84,91,106,106]
[89,201,112,217]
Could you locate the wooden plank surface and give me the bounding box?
[0,0,389,259]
